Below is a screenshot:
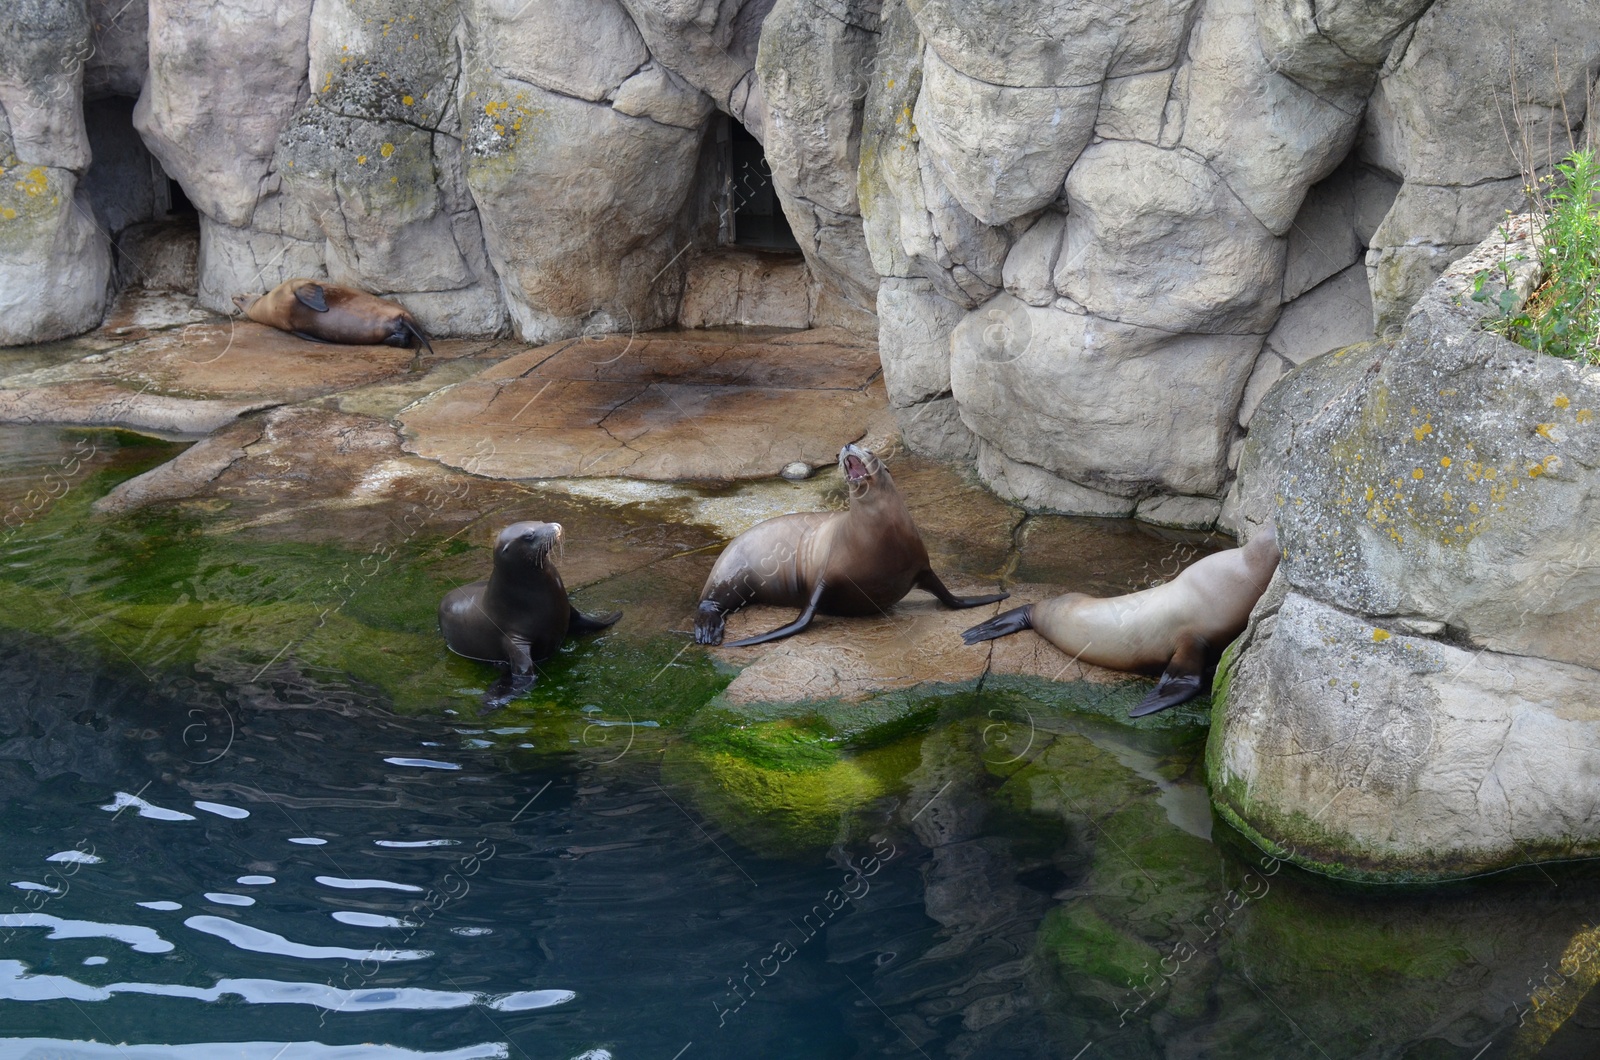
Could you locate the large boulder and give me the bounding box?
[0,0,110,346]
[1213,216,1600,879]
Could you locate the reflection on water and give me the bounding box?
[0,426,1596,1059]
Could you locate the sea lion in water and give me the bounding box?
[961,525,1280,717]
[694,444,1008,646]
[439,521,622,710]
[232,279,434,370]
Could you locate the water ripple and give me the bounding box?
[100,792,196,822]
[184,915,430,961]
[0,913,174,953]
[315,876,423,893]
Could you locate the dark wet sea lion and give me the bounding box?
[439,521,622,710]
[962,525,1280,717]
[232,279,434,369]
[694,444,1008,646]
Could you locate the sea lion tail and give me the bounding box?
[960,605,1034,644]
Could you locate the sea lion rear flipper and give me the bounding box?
[293,283,330,312]
[723,578,827,648]
[915,570,1010,610]
[404,319,436,358]
[1128,633,1210,717]
[960,604,1035,645]
[569,606,622,635]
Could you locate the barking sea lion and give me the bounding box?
[439,521,622,710]
[694,444,1008,646]
[961,525,1280,716]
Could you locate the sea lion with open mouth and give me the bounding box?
[439,521,622,710]
[693,444,1009,646]
[961,525,1280,717]
[233,279,434,370]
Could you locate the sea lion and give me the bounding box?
[439,521,622,710]
[961,525,1280,717]
[232,279,434,370]
[693,444,1009,646]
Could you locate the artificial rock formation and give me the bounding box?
[1212,218,1600,880]
[860,0,1598,523]
[4,0,1599,535]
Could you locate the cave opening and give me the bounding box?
[726,118,799,252]
[80,94,198,294]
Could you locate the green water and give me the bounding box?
[0,426,1595,1059]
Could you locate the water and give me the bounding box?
[0,426,1597,1059]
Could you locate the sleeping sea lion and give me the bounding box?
[961,525,1280,716]
[693,444,1008,646]
[439,521,622,710]
[232,279,434,370]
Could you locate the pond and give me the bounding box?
[0,425,1596,1060]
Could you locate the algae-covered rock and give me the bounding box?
[1214,217,1600,880]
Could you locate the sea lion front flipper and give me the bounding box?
[723,578,827,648]
[1127,671,1204,717]
[569,606,622,635]
[693,600,728,645]
[960,604,1035,645]
[481,667,538,714]
[1128,633,1210,717]
[915,570,1010,609]
[291,330,336,345]
[293,283,330,312]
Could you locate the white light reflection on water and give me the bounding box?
[1,1040,512,1059]
[382,758,462,771]
[183,916,430,961]
[314,877,422,893]
[331,911,419,928]
[203,893,255,907]
[99,792,196,822]
[45,850,104,865]
[0,958,575,1014]
[0,913,173,953]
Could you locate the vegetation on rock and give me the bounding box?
[1476,149,1600,363]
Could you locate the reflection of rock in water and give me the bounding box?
[0,630,157,787]
[837,717,1066,1058]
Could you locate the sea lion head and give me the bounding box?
[495,521,563,568]
[231,292,261,316]
[838,444,890,497]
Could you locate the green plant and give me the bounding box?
[1475,149,1600,363]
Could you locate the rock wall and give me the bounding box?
[857,0,1599,522]
[1211,218,1600,880]
[2,0,1598,520]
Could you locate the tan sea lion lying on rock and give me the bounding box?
[694,444,1009,646]
[439,521,622,711]
[233,279,434,370]
[962,525,1280,717]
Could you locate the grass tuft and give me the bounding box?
[1476,149,1600,363]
